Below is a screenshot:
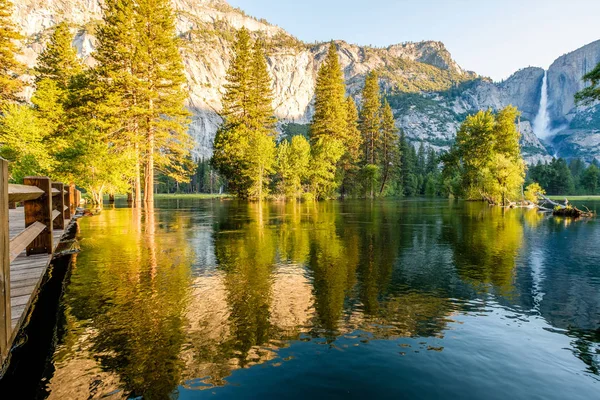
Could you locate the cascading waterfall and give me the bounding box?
[533,71,551,138]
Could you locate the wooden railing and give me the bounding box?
[0,158,81,363]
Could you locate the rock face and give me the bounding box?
[11,0,600,163]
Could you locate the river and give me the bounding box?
[32,199,600,399]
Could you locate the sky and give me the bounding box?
[227,0,600,81]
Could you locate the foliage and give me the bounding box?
[528,158,600,195]
[442,106,525,205]
[212,28,276,199]
[360,71,381,166]
[0,104,54,181]
[524,182,545,203]
[378,100,399,195]
[575,61,600,105]
[275,135,311,199]
[0,0,24,105]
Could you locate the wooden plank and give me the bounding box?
[9,222,45,263]
[0,158,10,363]
[8,184,44,203]
[51,188,60,195]
[24,177,53,255]
[52,210,60,221]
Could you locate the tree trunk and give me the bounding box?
[144,100,155,205]
[134,142,142,206]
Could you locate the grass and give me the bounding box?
[547,195,600,201]
[102,193,229,201]
[154,193,229,199]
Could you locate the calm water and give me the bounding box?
[37,199,599,399]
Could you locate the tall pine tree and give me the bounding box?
[135,0,191,204]
[94,0,144,203]
[309,42,347,199]
[378,100,398,195]
[359,72,381,166]
[212,29,276,199]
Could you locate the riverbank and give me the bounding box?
[547,195,600,201]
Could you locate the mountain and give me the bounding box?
[12,0,600,163]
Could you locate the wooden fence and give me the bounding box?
[0,157,81,365]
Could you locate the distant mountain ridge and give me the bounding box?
[12,0,600,163]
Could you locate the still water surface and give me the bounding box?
[39,199,599,399]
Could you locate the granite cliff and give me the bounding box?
[12,0,600,163]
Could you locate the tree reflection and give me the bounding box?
[58,205,192,399]
[306,202,357,334]
[444,203,524,297]
[215,202,276,366]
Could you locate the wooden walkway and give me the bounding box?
[8,208,69,332]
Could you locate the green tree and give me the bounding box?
[93,0,142,202]
[32,22,83,166]
[213,29,276,199]
[0,104,53,181]
[276,135,311,200]
[359,72,381,166]
[34,22,82,89]
[581,164,599,194]
[310,42,348,144]
[398,132,418,197]
[135,0,192,204]
[309,42,348,199]
[378,100,399,195]
[0,0,23,105]
[575,61,600,105]
[339,97,362,196]
[443,106,525,205]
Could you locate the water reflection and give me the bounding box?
[39,199,600,399]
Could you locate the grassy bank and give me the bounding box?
[101,193,229,201]
[154,193,229,199]
[548,195,600,201]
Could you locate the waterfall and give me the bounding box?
[533,71,551,138]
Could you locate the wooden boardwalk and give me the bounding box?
[0,162,82,369]
[8,208,69,332]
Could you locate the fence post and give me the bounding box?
[52,182,65,230]
[0,158,10,363]
[69,183,75,212]
[64,186,71,220]
[75,190,81,208]
[24,177,53,255]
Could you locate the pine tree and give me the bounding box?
[310,42,348,143]
[35,22,82,89]
[212,28,252,196]
[576,61,600,105]
[309,42,347,199]
[94,0,142,203]
[135,0,192,204]
[0,0,23,105]
[32,22,83,143]
[246,39,276,199]
[359,72,381,165]
[340,97,362,195]
[378,100,398,195]
[213,29,276,199]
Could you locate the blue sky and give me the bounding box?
[227,0,600,81]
